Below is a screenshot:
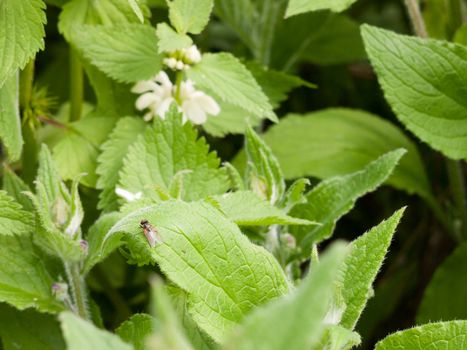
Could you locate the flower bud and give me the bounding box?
[52,282,69,302]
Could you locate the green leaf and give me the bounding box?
[0,74,22,161]
[361,25,467,160]
[280,178,309,213]
[224,242,348,350]
[167,285,215,350]
[340,208,405,329]
[168,0,214,34]
[0,0,46,86]
[50,114,117,188]
[147,278,193,350]
[128,0,145,23]
[187,52,276,122]
[119,109,229,202]
[0,234,64,312]
[105,200,290,342]
[375,321,467,350]
[83,212,122,275]
[290,150,406,251]
[285,0,356,17]
[96,117,146,212]
[255,108,431,199]
[59,0,147,39]
[2,166,34,211]
[417,243,467,323]
[0,303,65,350]
[116,314,155,350]
[247,62,316,108]
[60,311,133,350]
[315,325,361,350]
[212,191,315,226]
[71,24,162,83]
[156,22,193,53]
[245,126,285,205]
[0,190,34,236]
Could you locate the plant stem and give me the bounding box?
[19,60,38,185]
[446,159,467,240]
[69,48,84,122]
[174,71,183,104]
[403,0,428,38]
[65,262,90,319]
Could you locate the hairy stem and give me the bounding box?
[403,0,428,38]
[69,48,84,122]
[446,159,467,240]
[65,262,90,319]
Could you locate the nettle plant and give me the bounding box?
[1,0,467,349]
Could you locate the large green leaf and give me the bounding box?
[0,303,65,350]
[116,314,155,350]
[417,243,467,323]
[290,150,405,251]
[168,0,213,34]
[119,109,229,201]
[0,234,63,313]
[96,117,146,212]
[2,166,33,211]
[0,0,46,86]
[223,242,348,350]
[362,25,467,160]
[0,74,22,161]
[285,0,356,17]
[156,23,192,53]
[71,24,162,83]
[187,53,276,122]
[341,208,405,329]
[104,200,290,342]
[60,312,133,350]
[0,191,34,236]
[211,191,315,226]
[375,321,467,350]
[257,108,431,199]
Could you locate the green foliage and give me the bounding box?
[96,117,146,212]
[105,200,290,342]
[0,303,65,350]
[118,109,229,202]
[0,190,34,236]
[71,24,162,84]
[290,150,405,252]
[211,191,315,226]
[285,0,357,17]
[257,109,431,199]
[187,53,277,122]
[2,166,34,211]
[375,321,467,349]
[224,242,348,350]
[417,243,467,323]
[168,0,214,34]
[362,25,467,160]
[0,0,46,86]
[60,312,133,350]
[341,208,405,329]
[156,23,193,53]
[116,314,155,350]
[0,234,63,312]
[0,75,22,161]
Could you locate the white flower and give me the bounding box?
[179,80,220,124]
[184,45,202,64]
[132,72,174,121]
[115,187,142,202]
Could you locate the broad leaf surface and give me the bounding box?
[119,110,229,201]
[168,0,213,34]
[0,74,22,161]
[362,25,467,160]
[286,0,357,17]
[0,190,34,236]
[105,200,290,342]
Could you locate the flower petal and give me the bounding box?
[135,92,159,111]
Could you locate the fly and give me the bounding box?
[140,219,162,247]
